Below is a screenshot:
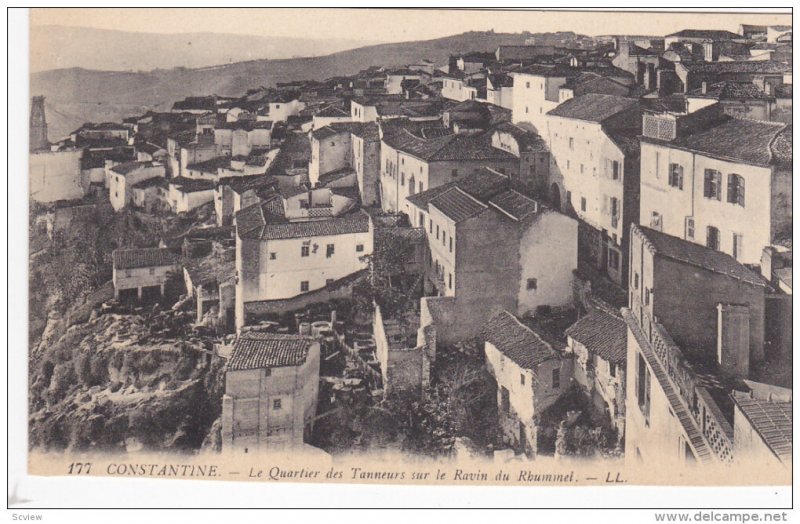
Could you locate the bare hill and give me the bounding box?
[32,30,530,139]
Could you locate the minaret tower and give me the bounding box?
[30,95,49,152]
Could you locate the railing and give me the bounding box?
[628,296,734,464]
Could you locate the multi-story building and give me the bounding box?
[308,122,381,206]
[235,198,372,330]
[380,126,518,213]
[222,333,320,453]
[547,93,643,284]
[486,121,549,194]
[511,64,633,134]
[624,224,772,468]
[639,106,792,265]
[482,310,573,456]
[108,161,166,211]
[566,307,627,435]
[408,168,577,341]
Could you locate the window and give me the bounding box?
[148,267,156,275]
[645,288,650,306]
[669,163,683,189]
[704,169,722,200]
[526,81,530,88]
[330,141,335,147]
[448,273,452,289]
[727,174,745,207]
[610,363,616,378]
[442,232,446,246]
[409,177,415,195]
[610,197,619,227]
[356,244,364,253]
[273,399,282,410]
[301,245,310,257]
[636,352,651,423]
[580,197,586,212]
[650,211,662,230]
[451,169,458,177]
[655,152,660,179]
[436,225,439,240]
[733,233,744,261]
[525,106,529,114]
[552,368,561,389]
[608,249,620,271]
[520,374,526,386]
[300,281,309,292]
[527,278,538,291]
[580,164,584,174]
[419,212,424,227]
[611,160,620,180]
[429,219,432,233]
[449,237,453,253]
[269,252,277,260]
[326,244,335,258]
[633,272,639,290]
[706,226,720,251]
[685,217,695,240]
[569,137,574,150]
[419,182,424,192]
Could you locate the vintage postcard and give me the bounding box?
[19,7,793,503]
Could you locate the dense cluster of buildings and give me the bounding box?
[31,25,792,470]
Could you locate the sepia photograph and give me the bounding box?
[7,5,794,514]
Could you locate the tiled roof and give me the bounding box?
[406,167,510,211]
[667,118,789,168]
[487,122,548,153]
[112,247,179,270]
[318,167,355,186]
[227,332,314,371]
[681,61,791,75]
[187,156,231,173]
[314,104,350,117]
[488,189,539,221]
[547,93,639,122]
[110,160,161,176]
[131,177,169,190]
[666,29,742,40]
[429,187,488,223]
[732,392,792,463]
[170,177,215,193]
[220,174,278,194]
[633,225,766,287]
[172,96,216,112]
[383,128,516,163]
[688,81,770,100]
[565,309,627,364]
[481,311,560,370]
[238,208,371,241]
[217,120,273,131]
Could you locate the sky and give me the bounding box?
[31,8,792,42]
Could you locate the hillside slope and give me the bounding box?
[32,30,530,139]
[31,25,380,73]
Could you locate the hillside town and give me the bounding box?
[29,25,792,472]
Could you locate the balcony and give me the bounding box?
[624,297,734,465]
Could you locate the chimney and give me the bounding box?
[701,81,708,95]
[717,304,750,377]
[330,309,337,325]
[760,246,775,282]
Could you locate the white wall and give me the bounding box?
[640,141,773,264]
[517,211,578,314]
[29,149,84,202]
